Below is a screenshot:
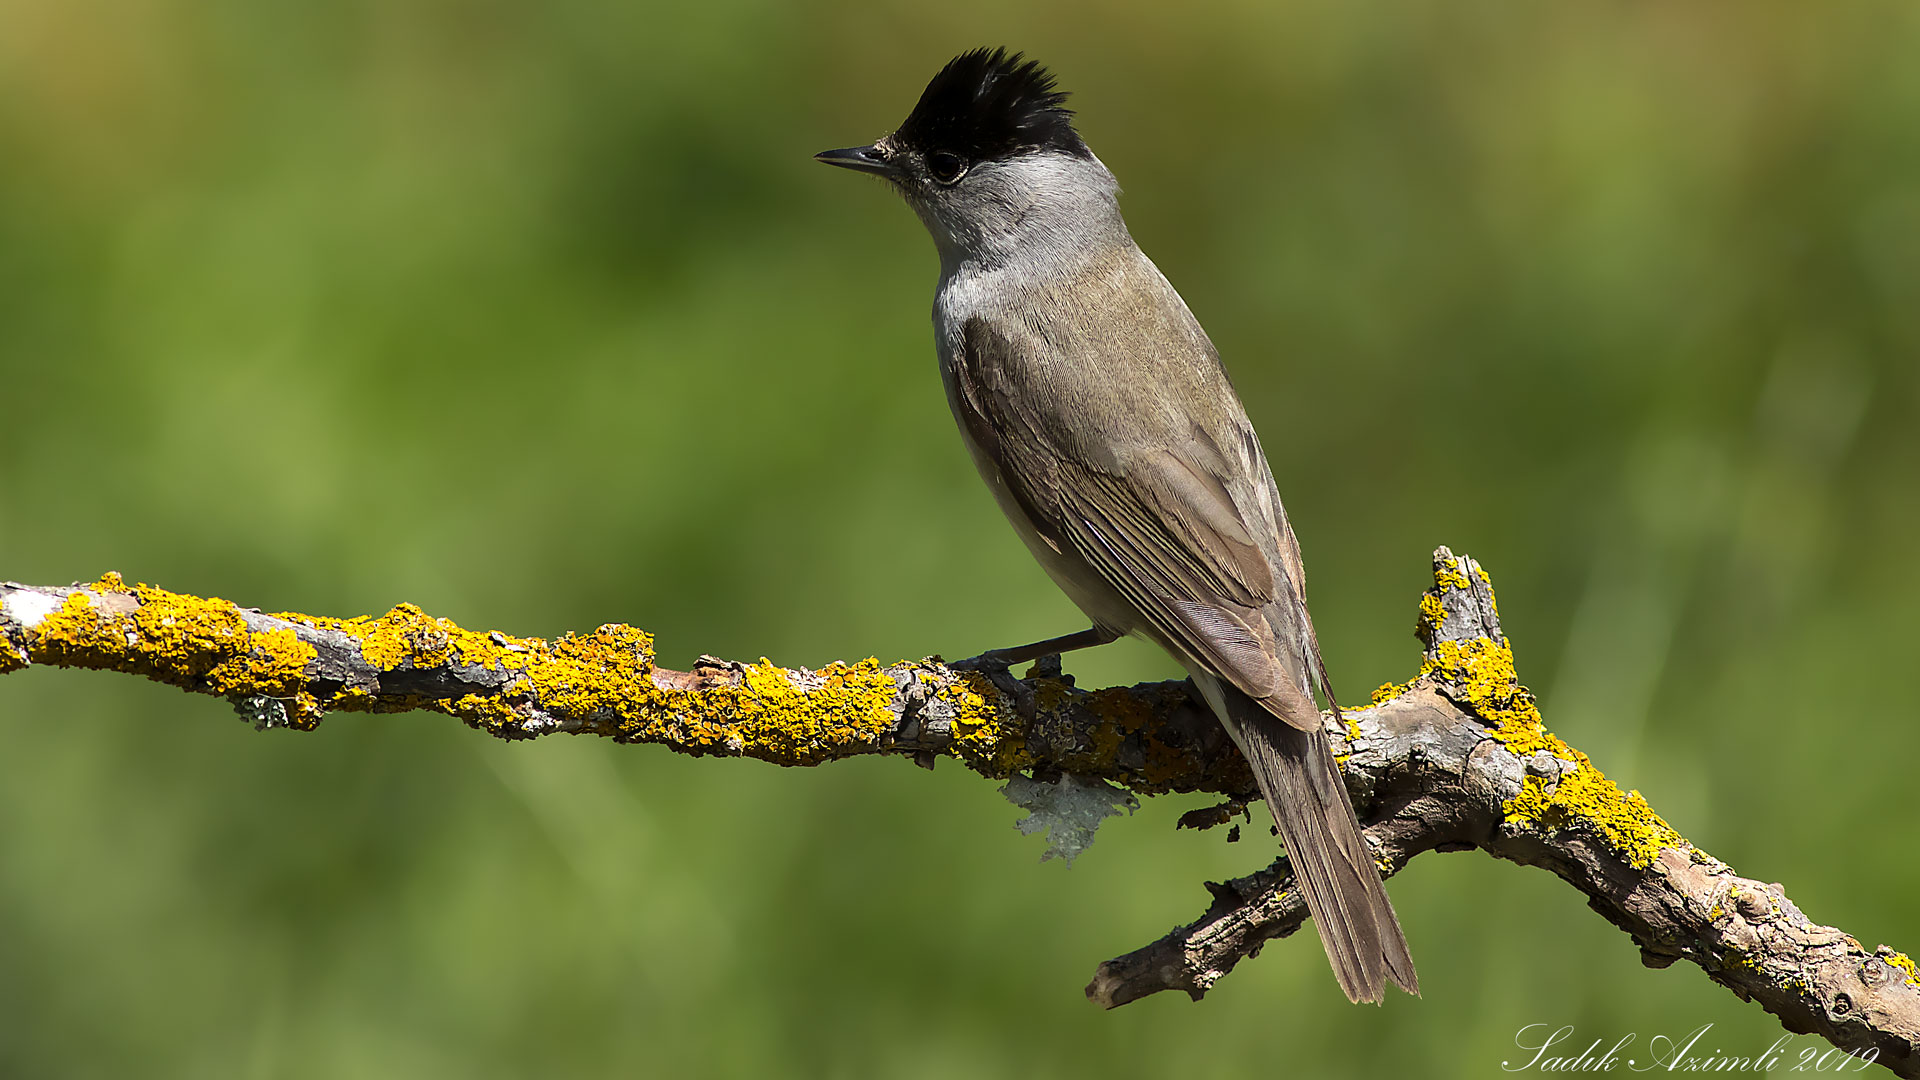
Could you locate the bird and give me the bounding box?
[815,47,1417,1004]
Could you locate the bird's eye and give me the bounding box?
[926,152,966,185]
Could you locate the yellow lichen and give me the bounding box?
[528,624,658,723]
[0,595,25,674]
[1502,764,1682,869]
[8,575,1052,772]
[946,673,1029,775]
[1474,564,1500,616]
[1434,557,1472,592]
[284,604,497,673]
[1370,681,1408,706]
[689,659,900,762]
[24,580,322,725]
[1424,638,1557,755]
[1336,711,1362,765]
[306,605,911,767]
[1886,951,1919,988]
[1416,566,1684,870]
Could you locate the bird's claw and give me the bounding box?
[1027,652,1064,681]
[949,652,1039,722]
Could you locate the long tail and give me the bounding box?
[1216,681,1418,1003]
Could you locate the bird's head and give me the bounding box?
[816,48,1121,268]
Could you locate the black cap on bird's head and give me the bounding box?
[816,48,1089,187]
[891,48,1087,163]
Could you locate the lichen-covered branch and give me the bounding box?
[1086,552,1917,1076]
[1,552,1913,1073]
[0,570,1234,790]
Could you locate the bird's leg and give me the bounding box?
[949,626,1120,719]
[961,625,1120,669]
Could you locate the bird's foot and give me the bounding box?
[949,650,1058,722]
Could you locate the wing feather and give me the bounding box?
[954,315,1313,714]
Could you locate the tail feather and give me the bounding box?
[1221,683,1418,1003]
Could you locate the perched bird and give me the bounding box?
[816,47,1417,1004]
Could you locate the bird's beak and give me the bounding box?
[814,144,894,177]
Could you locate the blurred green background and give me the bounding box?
[2,1,1916,1076]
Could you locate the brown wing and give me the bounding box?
[952,316,1319,725]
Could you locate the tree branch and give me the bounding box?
[2,550,1914,1073]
